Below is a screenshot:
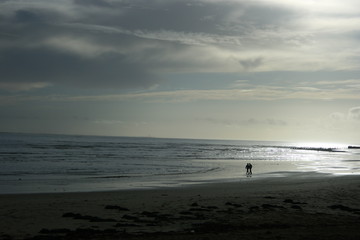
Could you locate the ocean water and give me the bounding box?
[0,133,359,194]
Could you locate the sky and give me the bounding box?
[0,0,360,143]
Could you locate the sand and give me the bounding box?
[1,173,360,240]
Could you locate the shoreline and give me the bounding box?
[0,170,330,195]
[1,173,360,239]
[0,169,340,195]
[1,157,347,195]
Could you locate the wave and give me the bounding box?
[260,145,346,153]
[291,147,346,152]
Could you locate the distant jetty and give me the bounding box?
[289,147,341,152]
[348,146,360,149]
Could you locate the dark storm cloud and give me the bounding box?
[14,9,43,23]
[0,2,165,90]
[0,47,159,89]
[73,0,112,8]
[0,0,333,91]
[71,0,296,35]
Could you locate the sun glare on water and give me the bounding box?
[294,142,349,150]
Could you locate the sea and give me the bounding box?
[0,132,359,194]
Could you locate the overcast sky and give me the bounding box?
[1,0,360,143]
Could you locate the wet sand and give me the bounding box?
[1,173,360,240]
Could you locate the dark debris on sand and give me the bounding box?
[18,196,360,240]
[328,204,360,214]
[62,212,117,222]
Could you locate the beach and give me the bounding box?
[1,173,360,240]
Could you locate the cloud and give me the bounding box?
[1,0,360,92]
[0,82,51,92]
[0,47,160,89]
[73,0,112,8]
[44,36,115,58]
[14,9,43,23]
[0,1,163,90]
[200,117,287,127]
[348,106,360,121]
[326,107,360,130]
[238,57,264,70]
[329,112,346,121]
[5,82,356,104]
[266,118,287,126]
[323,107,360,136]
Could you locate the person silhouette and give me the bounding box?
[245,163,253,175]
